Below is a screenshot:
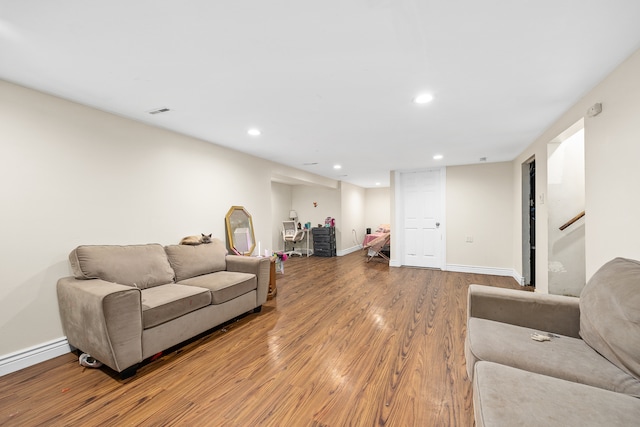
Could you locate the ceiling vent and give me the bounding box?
[148,107,171,115]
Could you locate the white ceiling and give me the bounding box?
[2,1,640,188]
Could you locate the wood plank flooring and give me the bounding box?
[0,252,521,426]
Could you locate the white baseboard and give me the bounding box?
[337,245,362,256]
[0,337,71,377]
[446,264,524,285]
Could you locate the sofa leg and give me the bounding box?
[254,305,262,313]
[119,364,138,380]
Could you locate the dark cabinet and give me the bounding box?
[312,227,336,257]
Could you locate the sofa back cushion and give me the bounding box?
[69,244,175,289]
[580,257,640,381]
[164,238,228,282]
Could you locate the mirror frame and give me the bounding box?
[224,205,256,256]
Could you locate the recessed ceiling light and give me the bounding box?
[247,128,261,136]
[375,182,381,186]
[433,154,444,160]
[333,164,342,170]
[413,93,434,104]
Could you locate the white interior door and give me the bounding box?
[400,169,444,268]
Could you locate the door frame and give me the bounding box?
[393,168,446,269]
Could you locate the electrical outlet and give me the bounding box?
[466,236,474,243]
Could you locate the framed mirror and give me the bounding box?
[225,206,256,256]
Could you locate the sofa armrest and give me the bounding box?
[56,277,143,372]
[468,284,581,338]
[225,255,270,305]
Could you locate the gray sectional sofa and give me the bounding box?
[466,257,640,426]
[57,238,269,377]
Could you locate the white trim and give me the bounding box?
[446,264,524,285]
[338,245,361,256]
[439,167,447,270]
[0,338,71,377]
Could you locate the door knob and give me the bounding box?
[436,222,440,228]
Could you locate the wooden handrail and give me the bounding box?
[559,211,585,231]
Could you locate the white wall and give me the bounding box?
[0,80,337,361]
[364,187,391,236]
[292,185,340,228]
[547,129,585,296]
[512,47,640,292]
[584,50,640,277]
[446,162,514,272]
[270,182,293,252]
[339,182,366,253]
[289,183,340,256]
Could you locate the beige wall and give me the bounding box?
[364,187,391,235]
[512,48,640,292]
[583,50,640,277]
[291,185,340,231]
[339,182,366,253]
[276,182,361,255]
[547,129,585,296]
[446,162,514,270]
[0,80,336,358]
[291,183,340,255]
[270,182,293,252]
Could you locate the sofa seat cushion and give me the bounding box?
[178,271,256,304]
[466,317,640,397]
[580,257,640,381]
[141,284,211,329]
[164,238,228,282]
[69,244,175,289]
[473,361,640,427]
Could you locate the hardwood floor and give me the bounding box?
[0,252,521,426]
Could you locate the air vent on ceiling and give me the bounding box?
[148,107,171,115]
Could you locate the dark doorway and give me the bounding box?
[528,160,536,287]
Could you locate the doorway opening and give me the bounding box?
[547,124,585,296]
[522,158,536,287]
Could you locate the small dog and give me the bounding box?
[180,233,212,245]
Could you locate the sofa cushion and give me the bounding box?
[141,284,211,329]
[164,238,228,282]
[178,271,256,304]
[69,244,175,289]
[580,257,640,381]
[473,361,640,427]
[466,317,640,397]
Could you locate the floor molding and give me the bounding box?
[337,245,362,256]
[446,263,524,285]
[0,337,71,377]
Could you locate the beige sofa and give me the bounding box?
[57,238,269,377]
[466,257,640,426]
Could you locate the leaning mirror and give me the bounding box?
[225,206,256,256]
